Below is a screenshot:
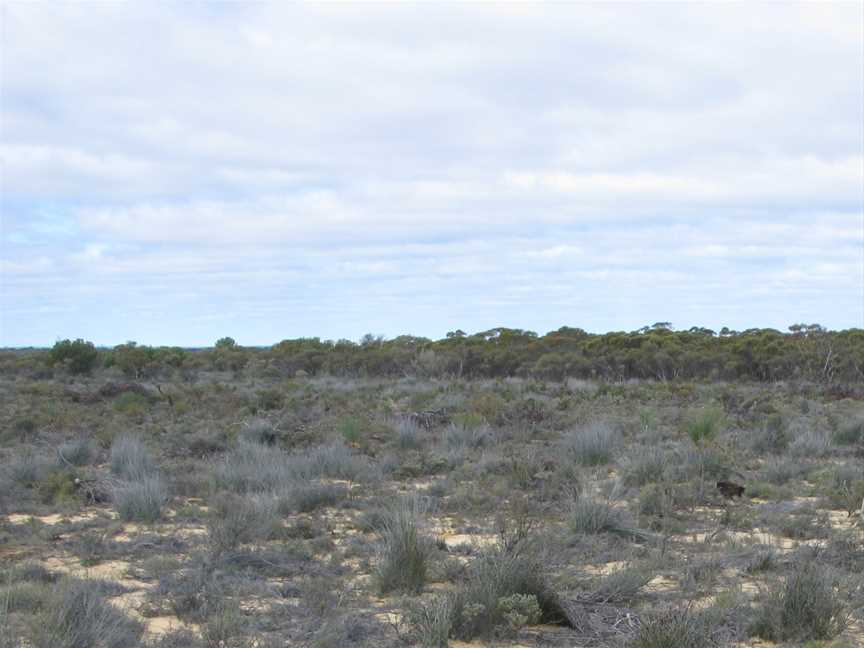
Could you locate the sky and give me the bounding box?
[1,2,863,347]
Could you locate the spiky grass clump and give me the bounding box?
[569,492,653,541]
[109,435,167,522]
[109,435,154,481]
[114,475,168,523]
[750,563,848,642]
[408,594,453,648]
[28,578,144,648]
[622,446,668,487]
[374,496,432,594]
[206,493,279,556]
[686,407,723,446]
[629,608,716,648]
[562,423,619,466]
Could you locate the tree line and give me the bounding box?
[5,323,862,384]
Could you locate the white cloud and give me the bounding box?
[1,2,862,345]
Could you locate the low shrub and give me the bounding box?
[37,470,78,505]
[832,419,863,446]
[207,493,279,555]
[450,543,565,640]
[761,457,809,485]
[6,453,51,488]
[280,482,345,513]
[57,439,95,467]
[112,392,149,416]
[789,429,832,458]
[238,419,278,446]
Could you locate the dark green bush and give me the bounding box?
[48,339,98,375]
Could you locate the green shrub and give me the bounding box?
[750,563,847,641]
[112,392,149,416]
[833,419,863,446]
[496,593,542,634]
[337,416,365,443]
[37,470,78,505]
[48,339,98,375]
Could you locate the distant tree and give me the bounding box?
[215,337,237,349]
[110,341,156,378]
[49,338,99,375]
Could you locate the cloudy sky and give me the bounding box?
[1,3,862,347]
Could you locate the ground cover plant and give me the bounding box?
[0,333,862,646]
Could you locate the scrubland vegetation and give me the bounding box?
[1,325,863,646]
